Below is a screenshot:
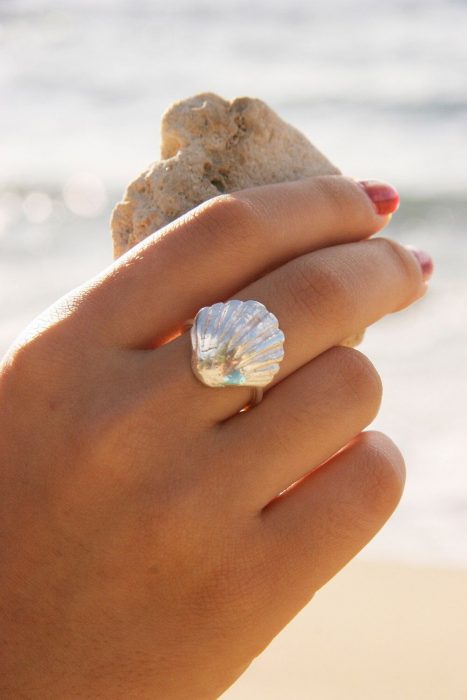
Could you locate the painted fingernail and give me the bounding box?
[405,245,434,281]
[358,180,400,216]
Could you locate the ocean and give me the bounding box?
[1,0,466,567]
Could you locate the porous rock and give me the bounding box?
[110,92,363,347]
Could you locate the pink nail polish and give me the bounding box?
[358,180,400,216]
[405,245,434,281]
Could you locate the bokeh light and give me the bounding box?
[62,172,107,218]
[22,191,53,224]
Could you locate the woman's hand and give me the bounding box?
[0,176,429,699]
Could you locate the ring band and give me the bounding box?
[185,300,285,407]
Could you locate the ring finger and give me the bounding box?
[149,235,426,421]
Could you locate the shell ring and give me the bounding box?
[185,300,285,408]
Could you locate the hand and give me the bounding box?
[0,176,428,699]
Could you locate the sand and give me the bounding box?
[222,558,467,699]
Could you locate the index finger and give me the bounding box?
[95,176,400,347]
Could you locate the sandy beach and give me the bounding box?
[223,558,467,699]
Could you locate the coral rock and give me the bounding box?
[111,92,341,257]
[110,92,364,347]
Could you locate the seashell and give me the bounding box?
[190,300,285,388]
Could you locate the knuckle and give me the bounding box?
[0,334,51,399]
[190,193,264,256]
[355,430,406,509]
[0,298,95,397]
[1,342,32,381]
[376,237,421,289]
[314,175,349,217]
[289,254,352,323]
[332,347,383,417]
[312,175,382,232]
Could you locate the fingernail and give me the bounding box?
[358,180,400,216]
[405,245,434,281]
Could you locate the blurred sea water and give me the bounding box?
[0,0,466,567]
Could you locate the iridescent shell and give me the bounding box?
[190,300,285,388]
